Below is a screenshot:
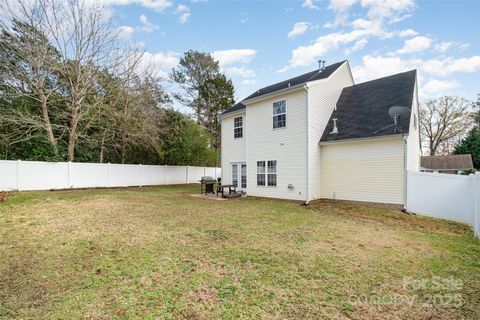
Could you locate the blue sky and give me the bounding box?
[105,0,480,112]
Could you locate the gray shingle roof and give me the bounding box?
[221,61,346,116]
[320,70,417,143]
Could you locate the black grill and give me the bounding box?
[200,176,216,195]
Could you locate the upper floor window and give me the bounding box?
[234,116,243,138]
[273,100,286,129]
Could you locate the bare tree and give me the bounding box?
[0,0,61,153]
[39,0,139,161]
[419,96,474,156]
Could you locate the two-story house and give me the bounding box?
[220,60,420,206]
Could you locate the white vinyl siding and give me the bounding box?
[406,80,420,171]
[319,137,405,204]
[221,112,246,186]
[307,62,354,201]
[246,88,307,200]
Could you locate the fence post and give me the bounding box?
[164,164,167,185]
[107,163,111,188]
[16,159,21,191]
[186,166,189,184]
[67,161,71,188]
[203,166,206,177]
[139,164,143,187]
[475,173,480,239]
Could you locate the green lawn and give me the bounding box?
[0,185,479,319]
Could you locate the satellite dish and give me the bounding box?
[373,105,411,135]
[388,105,411,119]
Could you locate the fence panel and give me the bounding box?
[187,166,204,183]
[407,171,472,224]
[0,160,220,191]
[70,162,108,188]
[0,160,18,191]
[19,161,69,191]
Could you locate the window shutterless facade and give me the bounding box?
[273,100,286,129]
[234,116,243,138]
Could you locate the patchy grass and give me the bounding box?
[0,185,479,319]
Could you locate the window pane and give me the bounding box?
[232,165,238,188]
[267,174,277,186]
[257,161,265,173]
[241,165,247,188]
[273,114,286,128]
[267,160,276,173]
[235,117,243,128]
[234,127,243,138]
[257,174,265,186]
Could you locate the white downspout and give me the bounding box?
[403,135,408,211]
[304,84,310,204]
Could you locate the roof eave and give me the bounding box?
[241,83,307,105]
[319,133,406,145]
[220,108,246,118]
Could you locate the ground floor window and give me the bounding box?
[267,160,277,186]
[257,160,277,186]
[257,161,265,186]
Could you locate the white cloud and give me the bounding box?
[351,55,480,92]
[279,27,386,71]
[288,22,310,38]
[116,25,135,40]
[241,79,257,85]
[398,29,418,37]
[345,38,368,55]
[302,0,319,9]
[422,56,480,77]
[397,36,432,54]
[101,0,173,11]
[138,51,179,78]
[212,49,257,66]
[223,66,255,78]
[176,4,191,23]
[422,79,460,95]
[139,14,159,32]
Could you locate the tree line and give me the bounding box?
[0,0,233,167]
[419,95,480,169]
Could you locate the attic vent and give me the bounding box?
[329,118,339,134]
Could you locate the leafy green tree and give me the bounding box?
[171,50,221,124]
[160,109,217,166]
[200,74,235,148]
[453,95,480,169]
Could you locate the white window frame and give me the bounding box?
[273,99,286,129]
[234,116,243,139]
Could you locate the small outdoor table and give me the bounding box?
[217,184,236,197]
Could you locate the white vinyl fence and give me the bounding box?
[0,160,221,191]
[407,171,480,239]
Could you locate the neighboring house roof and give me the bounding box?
[320,70,417,143]
[420,155,474,171]
[221,60,346,116]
